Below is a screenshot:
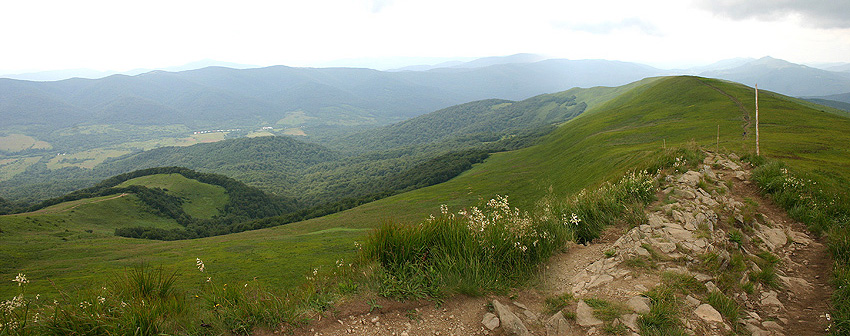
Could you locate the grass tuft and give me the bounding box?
[638,287,687,336]
[706,291,739,322]
[544,293,575,314]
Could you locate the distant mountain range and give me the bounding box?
[699,56,850,96]
[3,54,850,150]
[388,53,548,72]
[0,59,667,134]
[0,59,258,81]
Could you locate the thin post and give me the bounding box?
[755,84,760,156]
[717,125,720,153]
[663,138,666,149]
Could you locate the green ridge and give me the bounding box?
[118,173,228,219]
[3,76,849,298]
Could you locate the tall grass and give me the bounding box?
[364,168,659,297]
[0,263,304,335]
[750,158,850,335]
[363,147,705,298]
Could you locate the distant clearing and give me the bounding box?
[276,111,316,126]
[282,128,307,136]
[247,131,276,138]
[47,149,132,169]
[0,134,51,152]
[191,132,227,143]
[0,156,40,181]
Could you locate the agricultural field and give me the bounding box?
[0,134,51,153]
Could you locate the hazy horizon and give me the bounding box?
[1,0,849,76]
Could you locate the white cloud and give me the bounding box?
[0,0,847,73]
[694,0,850,29]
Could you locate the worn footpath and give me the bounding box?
[293,153,832,336]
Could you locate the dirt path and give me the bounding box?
[289,153,833,336]
[727,175,832,335]
[697,78,752,139]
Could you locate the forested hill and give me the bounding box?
[19,167,297,240]
[329,93,587,153]
[95,136,340,188]
[1,89,595,204]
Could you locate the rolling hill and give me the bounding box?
[3,75,849,301]
[0,88,594,204]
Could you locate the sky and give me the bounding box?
[1,0,849,73]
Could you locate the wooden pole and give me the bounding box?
[755,84,760,156]
[717,125,720,153]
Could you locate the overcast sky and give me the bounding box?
[1,0,849,73]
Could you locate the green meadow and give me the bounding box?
[2,75,850,302]
[118,173,228,219]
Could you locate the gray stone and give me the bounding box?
[685,295,701,307]
[626,296,651,314]
[587,259,606,273]
[760,291,784,308]
[694,273,712,282]
[722,160,741,171]
[523,309,538,321]
[545,311,572,336]
[635,246,650,257]
[666,227,695,242]
[746,323,769,336]
[493,300,530,336]
[648,214,666,228]
[700,194,719,207]
[576,300,603,327]
[780,276,813,294]
[701,165,717,180]
[673,210,698,230]
[761,320,783,331]
[789,231,813,245]
[586,274,614,289]
[695,304,724,323]
[762,228,788,250]
[656,242,677,253]
[678,171,702,186]
[621,313,639,332]
[706,281,719,293]
[674,188,696,199]
[482,312,500,330]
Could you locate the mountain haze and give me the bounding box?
[701,56,850,96]
[1,59,664,129]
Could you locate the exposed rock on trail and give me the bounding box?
[293,153,832,336]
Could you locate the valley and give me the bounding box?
[2,75,850,335]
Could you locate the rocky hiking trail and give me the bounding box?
[292,153,832,336]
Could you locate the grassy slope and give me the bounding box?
[3,76,850,298]
[118,173,228,219]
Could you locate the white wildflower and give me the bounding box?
[570,213,581,225]
[196,258,205,273]
[12,273,28,286]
